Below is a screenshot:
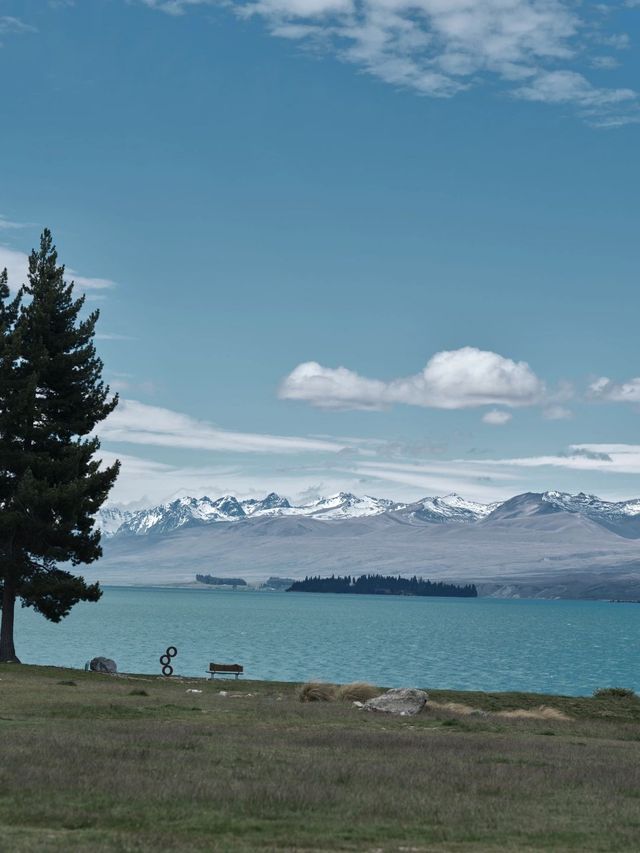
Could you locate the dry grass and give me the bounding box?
[429,699,571,722]
[429,700,481,716]
[300,681,382,703]
[336,681,381,703]
[496,705,571,721]
[298,680,339,702]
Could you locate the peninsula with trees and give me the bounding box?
[287,574,478,597]
[196,574,247,587]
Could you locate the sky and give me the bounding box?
[1,0,639,507]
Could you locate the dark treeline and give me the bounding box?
[196,574,247,587]
[287,574,477,597]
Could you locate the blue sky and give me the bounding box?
[1,0,639,506]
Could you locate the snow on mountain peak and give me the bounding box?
[542,490,640,521]
[97,489,640,539]
[295,492,400,519]
[211,495,246,517]
[404,494,498,524]
[243,492,291,517]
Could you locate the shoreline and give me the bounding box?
[2,660,637,701]
[5,662,633,701]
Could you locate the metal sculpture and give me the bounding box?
[159,645,178,676]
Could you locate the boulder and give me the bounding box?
[363,687,428,716]
[88,656,117,674]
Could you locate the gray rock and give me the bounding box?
[363,687,428,716]
[88,656,117,674]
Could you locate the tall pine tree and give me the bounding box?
[0,230,119,662]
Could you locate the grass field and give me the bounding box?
[1,665,640,851]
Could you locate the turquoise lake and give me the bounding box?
[12,587,640,696]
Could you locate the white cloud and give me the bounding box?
[590,56,619,70]
[353,458,518,481]
[0,215,33,230]
[99,449,407,506]
[280,347,545,411]
[468,444,640,475]
[67,270,116,291]
[0,245,116,293]
[543,405,573,420]
[482,409,512,425]
[138,0,212,14]
[100,440,640,507]
[279,361,389,410]
[345,461,518,502]
[0,16,36,37]
[596,32,631,50]
[138,0,638,124]
[99,449,520,505]
[356,445,640,499]
[0,246,32,290]
[391,348,545,408]
[588,376,640,404]
[106,373,157,395]
[100,398,347,454]
[514,69,638,125]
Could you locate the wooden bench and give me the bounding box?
[207,662,243,680]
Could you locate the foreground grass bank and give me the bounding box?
[1,666,639,852]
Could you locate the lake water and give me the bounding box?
[12,587,640,696]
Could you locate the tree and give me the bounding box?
[0,230,120,663]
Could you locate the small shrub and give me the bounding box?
[593,687,637,699]
[57,680,77,687]
[337,682,381,703]
[129,689,149,697]
[299,682,338,702]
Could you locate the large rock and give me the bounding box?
[363,688,428,716]
[88,656,117,674]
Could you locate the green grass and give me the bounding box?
[1,665,640,851]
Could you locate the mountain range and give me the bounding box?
[98,491,502,536]
[94,490,640,599]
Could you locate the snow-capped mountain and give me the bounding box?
[542,490,640,519]
[98,491,403,536]
[243,493,292,517]
[293,492,402,519]
[108,495,247,537]
[97,506,133,537]
[97,489,640,539]
[402,494,500,524]
[540,490,640,537]
[482,491,640,537]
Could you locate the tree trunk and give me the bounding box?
[0,578,20,663]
